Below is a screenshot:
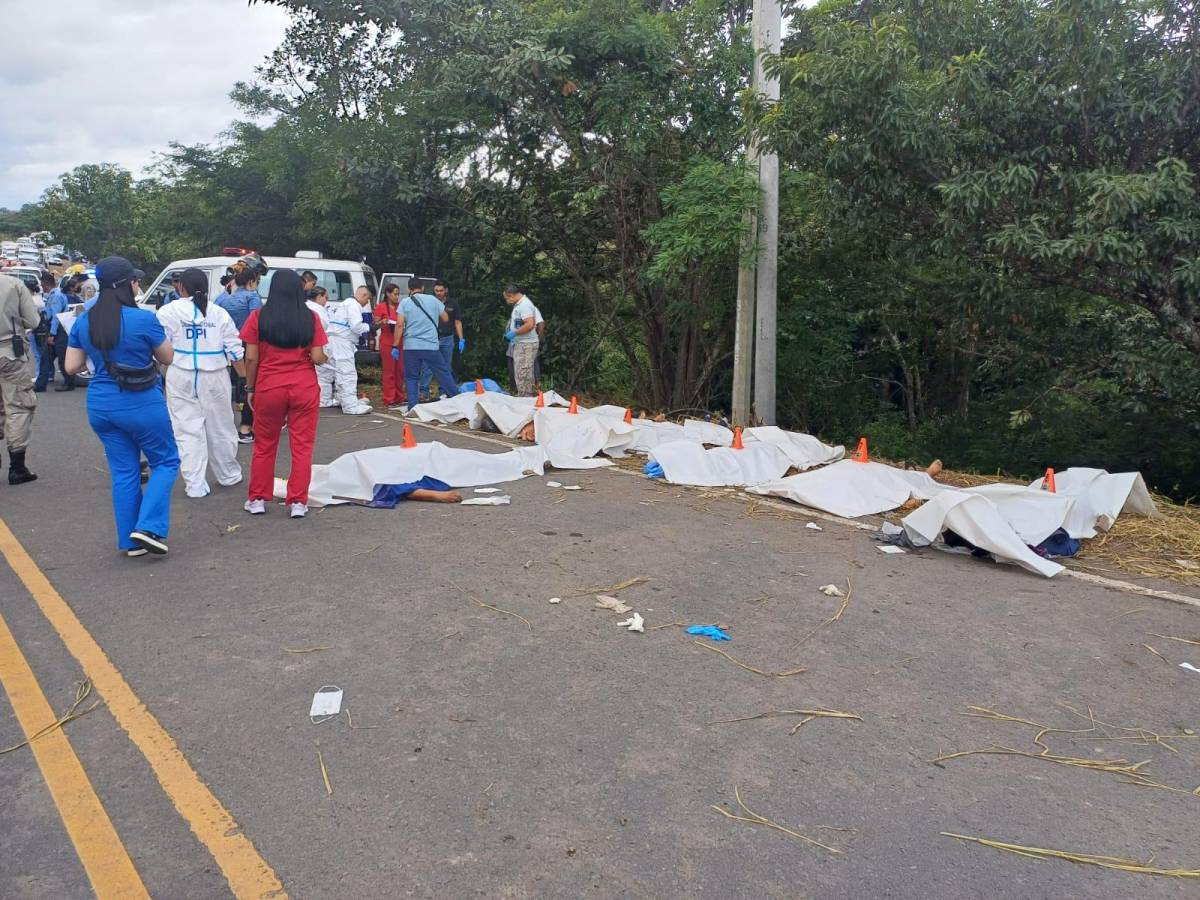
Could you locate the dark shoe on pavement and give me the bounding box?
[54,384,75,392]
[8,450,37,485]
[129,530,168,555]
[238,430,255,444]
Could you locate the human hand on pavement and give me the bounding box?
[391,347,400,360]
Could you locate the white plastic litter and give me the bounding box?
[302,441,546,506]
[806,522,823,531]
[818,584,845,597]
[548,597,562,604]
[648,440,793,487]
[743,426,845,471]
[546,481,563,488]
[1180,663,1200,675]
[461,495,512,506]
[474,487,501,494]
[595,595,632,614]
[747,460,946,517]
[309,686,343,718]
[877,545,907,555]
[617,613,645,633]
[562,485,582,491]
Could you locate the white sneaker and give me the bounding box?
[244,499,266,515]
[289,503,308,518]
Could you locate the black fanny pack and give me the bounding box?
[103,351,159,392]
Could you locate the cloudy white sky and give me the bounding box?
[0,0,292,209]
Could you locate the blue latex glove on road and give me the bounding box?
[643,460,664,479]
[390,347,400,360]
[504,330,516,342]
[457,338,466,353]
[687,625,731,641]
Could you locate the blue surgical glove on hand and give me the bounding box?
[504,330,516,342]
[391,347,400,360]
[687,625,731,641]
[457,338,466,354]
[643,460,664,479]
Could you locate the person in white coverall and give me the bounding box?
[156,268,247,498]
[318,287,371,414]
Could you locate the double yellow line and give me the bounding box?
[0,518,286,899]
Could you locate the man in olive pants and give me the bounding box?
[0,274,40,484]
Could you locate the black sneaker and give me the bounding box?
[129,531,168,555]
[238,431,254,444]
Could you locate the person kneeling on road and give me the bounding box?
[157,268,247,499]
[396,277,458,411]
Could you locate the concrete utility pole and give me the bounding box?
[732,0,782,427]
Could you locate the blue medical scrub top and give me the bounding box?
[399,293,444,350]
[216,288,262,331]
[68,306,167,408]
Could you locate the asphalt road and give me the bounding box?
[2,389,1199,899]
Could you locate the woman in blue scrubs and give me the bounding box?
[65,256,181,557]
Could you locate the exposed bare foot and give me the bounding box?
[926,458,943,477]
[519,422,536,442]
[409,489,463,503]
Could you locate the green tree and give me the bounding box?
[36,164,140,259]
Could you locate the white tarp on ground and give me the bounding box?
[302,441,547,506]
[747,460,946,518]
[532,407,631,469]
[901,491,1065,578]
[743,426,845,471]
[648,440,794,487]
[408,390,570,436]
[683,419,734,446]
[1028,467,1159,538]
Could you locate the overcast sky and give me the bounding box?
[0,0,292,209]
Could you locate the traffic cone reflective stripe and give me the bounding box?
[402,425,417,448]
[568,396,579,414]
[731,427,744,450]
[851,437,869,463]
[1043,468,1056,493]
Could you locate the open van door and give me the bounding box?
[378,272,438,297]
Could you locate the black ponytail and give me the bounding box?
[88,283,136,351]
[181,268,209,316]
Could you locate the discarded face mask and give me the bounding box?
[595,595,632,614]
[617,613,645,633]
[687,625,731,641]
[461,496,512,506]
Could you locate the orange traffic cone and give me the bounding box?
[732,426,744,450]
[534,391,545,409]
[1043,467,1056,493]
[475,379,485,395]
[402,424,417,449]
[568,396,579,414]
[624,407,633,424]
[851,437,869,463]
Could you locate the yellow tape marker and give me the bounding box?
[0,518,286,899]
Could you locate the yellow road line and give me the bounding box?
[0,608,150,899]
[0,518,287,900]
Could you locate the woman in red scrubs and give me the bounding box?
[373,283,405,409]
[240,269,329,519]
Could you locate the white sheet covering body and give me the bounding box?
[901,492,1065,578]
[648,440,793,487]
[409,390,570,435]
[747,460,945,518]
[1028,468,1159,538]
[682,419,733,446]
[743,426,845,471]
[532,407,631,469]
[303,441,547,506]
